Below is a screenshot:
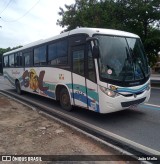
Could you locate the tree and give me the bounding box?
[57,0,98,31]
[144,28,160,66]
[118,0,160,66]
[57,0,160,66]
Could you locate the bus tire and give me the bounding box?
[15,80,22,95]
[60,88,72,111]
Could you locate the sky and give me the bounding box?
[0,0,75,48]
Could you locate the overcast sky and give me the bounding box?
[0,0,75,48]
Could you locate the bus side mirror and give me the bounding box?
[86,37,99,44]
[93,45,100,58]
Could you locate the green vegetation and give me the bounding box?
[57,0,160,66]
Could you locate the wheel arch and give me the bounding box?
[15,78,22,95]
[15,79,20,87]
[55,84,73,104]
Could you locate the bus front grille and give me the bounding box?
[121,91,144,97]
[121,97,146,108]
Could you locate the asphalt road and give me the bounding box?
[0,75,160,154]
[148,88,160,106]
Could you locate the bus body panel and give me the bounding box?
[4,67,73,104]
[3,66,100,111]
[71,73,88,108]
[86,79,99,112]
[3,68,17,87]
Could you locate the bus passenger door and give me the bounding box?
[71,45,87,108]
[86,43,99,112]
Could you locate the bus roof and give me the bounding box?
[69,28,139,38]
[3,28,139,55]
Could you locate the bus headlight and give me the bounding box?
[99,86,119,97]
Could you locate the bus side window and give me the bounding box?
[73,49,84,76]
[15,52,23,67]
[48,39,68,66]
[15,53,18,67]
[9,54,15,67]
[87,44,96,82]
[24,52,31,67]
[34,45,47,66]
[57,39,68,65]
[48,43,57,65]
[19,52,23,67]
[3,56,9,67]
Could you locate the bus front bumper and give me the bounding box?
[99,88,150,114]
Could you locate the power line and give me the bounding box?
[0,0,12,15]
[1,0,41,23]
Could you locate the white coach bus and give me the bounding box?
[3,28,151,113]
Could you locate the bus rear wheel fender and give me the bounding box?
[15,80,22,95]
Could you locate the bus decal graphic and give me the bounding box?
[116,83,148,94]
[22,69,49,92]
[59,74,64,80]
[110,85,118,91]
[67,84,99,102]
[67,83,99,112]
[12,70,20,75]
[4,71,56,98]
[72,92,99,112]
[3,71,15,86]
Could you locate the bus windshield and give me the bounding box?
[95,35,149,84]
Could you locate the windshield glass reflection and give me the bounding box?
[95,35,149,83]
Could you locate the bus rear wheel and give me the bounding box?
[60,88,72,111]
[15,81,22,95]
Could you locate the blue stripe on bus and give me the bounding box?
[72,92,99,112]
[117,84,148,94]
[43,90,55,98]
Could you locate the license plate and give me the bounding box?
[129,105,138,109]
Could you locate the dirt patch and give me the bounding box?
[0,94,136,164]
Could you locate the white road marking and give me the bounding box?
[144,103,160,108]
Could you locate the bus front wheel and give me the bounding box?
[15,81,22,95]
[60,88,72,111]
